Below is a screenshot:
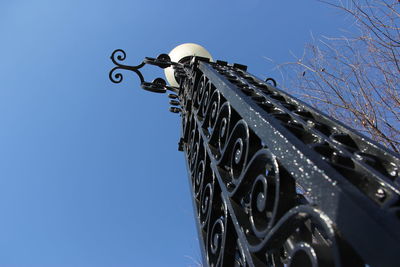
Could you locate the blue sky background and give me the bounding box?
[0,1,351,266]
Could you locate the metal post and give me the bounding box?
[109,48,400,267]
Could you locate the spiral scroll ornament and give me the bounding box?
[109,49,180,95]
[109,49,145,84]
[206,193,228,267]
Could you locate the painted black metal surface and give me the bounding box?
[109,51,400,267]
[109,49,179,94]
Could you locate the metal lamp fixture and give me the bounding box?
[164,43,213,87]
[109,43,400,267]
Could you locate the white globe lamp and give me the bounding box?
[164,43,213,87]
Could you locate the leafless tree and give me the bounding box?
[280,0,400,152]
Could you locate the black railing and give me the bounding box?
[109,50,400,267]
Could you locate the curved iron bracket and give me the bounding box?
[109,49,180,94]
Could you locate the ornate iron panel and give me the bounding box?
[109,51,400,267]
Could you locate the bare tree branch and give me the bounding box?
[279,0,400,152]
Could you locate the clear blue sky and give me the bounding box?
[0,1,350,266]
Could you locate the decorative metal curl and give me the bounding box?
[109,49,179,94]
[109,49,146,84]
[265,78,277,87]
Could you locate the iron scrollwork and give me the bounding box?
[109,49,400,266]
[109,49,179,94]
[178,58,400,266]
